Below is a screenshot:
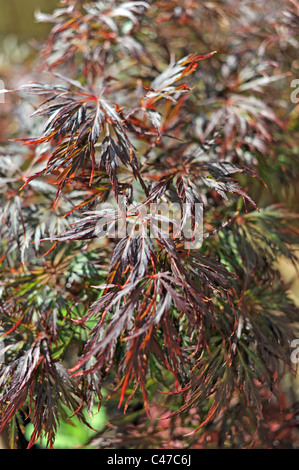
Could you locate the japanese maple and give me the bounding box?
[0,0,299,449]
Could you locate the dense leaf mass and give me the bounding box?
[0,0,299,449]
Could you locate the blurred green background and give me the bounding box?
[0,0,58,40]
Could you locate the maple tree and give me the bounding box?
[0,0,299,449]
